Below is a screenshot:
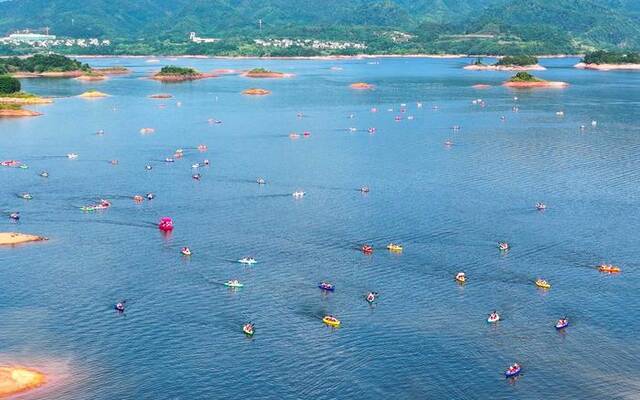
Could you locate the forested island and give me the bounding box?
[243,68,289,78]
[0,54,89,77]
[503,72,568,88]
[575,51,640,70]
[151,65,213,82]
[465,55,545,71]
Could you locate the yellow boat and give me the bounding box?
[387,243,403,252]
[535,279,551,289]
[322,315,341,327]
[455,273,466,283]
[598,264,621,273]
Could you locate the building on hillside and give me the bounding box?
[6,30,57,43]
[189,32,219,44]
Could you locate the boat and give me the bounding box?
[145,165,153,170]
[292,191,306,198]
[191,163,200,169]
[238,257,257,265]
[361,244,373,254]
[359,186,370,193]
[81,206,96,212]
[203,159,210,166]
[387,243,403,252]
[109,159,119,165]
[181,247,192,256]
[224,280,244,288]
[164,158,174,163]
[20,193,33,200]
[133,195,144,203]
[303,131,311,137]
[444,140,453,146]
[505,364,521,378]
[289,133,300,139]
[197,144,208,151]
[368,127,376,133]
[256,178,266,185]
[535,279,551,289]
[158,217,174,232]
[67,153,78,159]
[39,171,49,178]
[242,323,254,336]
[555,318,569,330]
[192,173,201,180]
[146,193,155,200]
[535,202,547,210]
[318,282,335,291]
[9,212,20,220]
[366,292,377,303]
[455,272,466,283]
[487,312,500,323]
[114,302,125,312]
[322,315,341,327]
[498,242,510,251]
[1,160,21,167]
[598,264,621,273]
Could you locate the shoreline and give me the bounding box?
[67,54,584,61]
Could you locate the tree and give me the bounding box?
[0,75,21,94]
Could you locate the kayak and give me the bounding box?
[598,265,621,273]
[505,366,521,378]
[80,206,97,212]
[387,243,403,252]
[224,281,244,288]
[555,320,569,330]
[322,316,341,327]
[535,280,551,289]
[238,258,257,265]
[318,282,335,291]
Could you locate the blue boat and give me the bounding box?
[555,319,569,330]
[318,282,335,291]
[505,366,521,378]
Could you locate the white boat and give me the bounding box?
[487,313,500,323]
[238,257,257,265]
[292,191,305,198]
[67,153,78,159]
[224,280,244,288]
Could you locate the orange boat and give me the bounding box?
[598,264,621,273]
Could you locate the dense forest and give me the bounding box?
[0,0,639,55]
[0,54,89,72]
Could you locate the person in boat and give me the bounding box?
[366,292,377,302]
[9,212,20,220]
[115,302,125,312]
[146,193,155,200]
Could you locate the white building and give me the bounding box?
[189,32,219,44]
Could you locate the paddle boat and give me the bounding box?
[203,159,210,166]
[505,363,521,378]
[224,280,244,288]
[96,129,105,135]
[535,279,551,289]
[158,217,174,232]
[535,202,547,210]
[207,119,222,124]
[368,127,376,133]
[20,193,33,200]
[146,193,155,200]
[164,158,174,163]
[487,311,500,323]
[180,247,192,256]
[348,127,357,132]
[455,272,466,283]
[318,281,335,291]
[192,173,201,180]
[289,133,300,139]
[238,257,257,265]
[598,264,621,273]
[242,323,254,336]
[361,244,373,254]
[292,191,306,198]
[191,163,200,169]
[133,195,144,203]
[387,243,403,252]
[197,144,208,151]
[498,242,510,251]
[114,302,125,312]
[109,159,119,165]
[67,153,78,159]
[322,315,341,327]
[444,139,453,146]
[256,178,266,185]
[303,131,311,137]
[9,212,20,221]
[1,160,21,167]
[145,165,153,170]
[556,111,564,117]
[39,171,49,178]
[555,318,569,330]
[80,205,97,212]
[366,292,377,303]
[359,186,370,193]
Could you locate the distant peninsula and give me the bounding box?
[465,56,545,71]
[575,51,640,71]
[0,75,48,117]
[151,65,214,82]
[502,72,567,88]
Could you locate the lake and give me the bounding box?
[1,56,639,399]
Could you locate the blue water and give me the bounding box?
[1,57,639,399]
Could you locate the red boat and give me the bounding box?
[361,244,373,254]
[158,217,174,231]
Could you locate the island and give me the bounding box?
[350,82,374,90]
[78,89,109,98]
[76,70,107,81]
[0,54,89,78]
[92,66,131,75]
[0,75,48,117]
[243,68,290,78]
[465,56,545,71]
[502,72,568,88]
[0,232,48,245]
[575,51,640,71]
[0,366,46,397]
[242,88,271,96]
[151,65,214,82]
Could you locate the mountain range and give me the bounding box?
[0,0,639,54]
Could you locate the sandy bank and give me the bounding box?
[0,232,48,245]
[0,108,42,117]
[0,96,52,105]
[574,62,640,71]
[242,88,271,96]
[148,93,173,99]
[242,71,292,78]
[76,74,106,81]
[464,64,546,71]
[0,367,46,397]
[350,82,374,90]
[11,70,84,78]
[78,90,108,98]
[92,67,131,75]
[472,84,492,89]
[503,81,568,88]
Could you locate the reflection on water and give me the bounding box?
[1,56,639,399]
